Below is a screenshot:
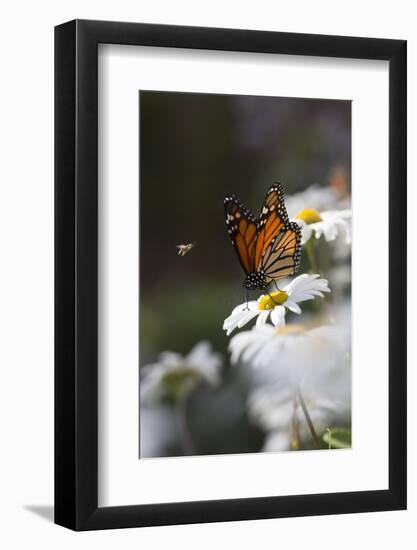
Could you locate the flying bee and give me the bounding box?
[176,242,196,257]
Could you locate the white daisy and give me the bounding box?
[140,341,222,404]
[285,184,343,217]
[223,273,330,336]
[293,208,352,245]
[229,323,345,383]
[241,324,351,451]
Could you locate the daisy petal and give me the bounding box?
[270,306,286,326]
[284,301,302,314]
[256,310,270,328]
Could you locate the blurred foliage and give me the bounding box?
[323,427,352,449]
[140,283,234,363]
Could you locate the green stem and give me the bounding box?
[326,428,332,449]
[175,398,195,456]
[291,397,301,450]
[297,387,320,449]
[305,237,319,274]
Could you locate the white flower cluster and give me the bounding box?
[286,183,352,246]
[140,341,222,405]
[228,321,350,452]
[222,183,352,452]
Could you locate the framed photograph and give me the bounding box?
[55,19,406,530]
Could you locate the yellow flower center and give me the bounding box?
[295,208,322,224]
[258,290,288,310]
[276,324,305,335]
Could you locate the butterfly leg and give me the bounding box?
[244,288,250,311]
[273,281,282,292]
[266,290,279,305]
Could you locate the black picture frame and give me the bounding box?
[55,19,407,531]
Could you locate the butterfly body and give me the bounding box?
[243,269,267,290]
[224,183,301,292]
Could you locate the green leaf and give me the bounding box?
[322,428,351,449]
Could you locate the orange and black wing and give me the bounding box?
[260,222,302,283]
[254,182,289,269]
[224,194,257,274]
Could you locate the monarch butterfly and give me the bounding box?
[224,182,301,294]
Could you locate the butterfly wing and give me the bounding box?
[260,222,302,282]
[225,182,301,283]
[224,194,257,274]
[254,182,289,269]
